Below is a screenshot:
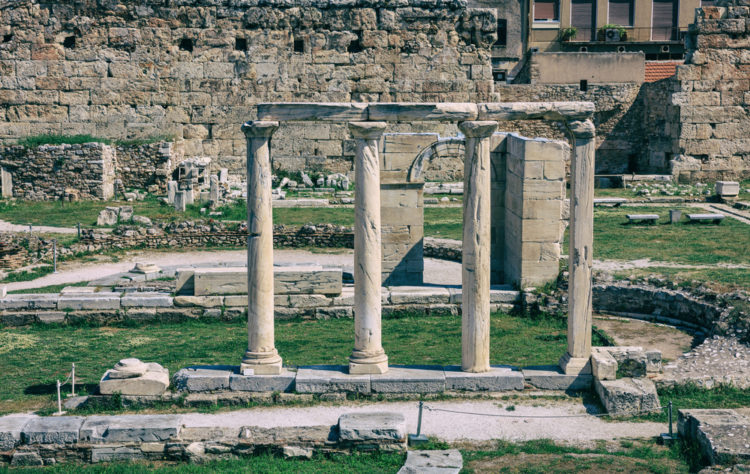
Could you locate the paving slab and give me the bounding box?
[57,293,121,310]
[338,412,406,442]
[522,365,593,391]
[0,294,58,310]
[0,415,35,450]
[444,366,524,391]
[229,370,296,392]
[295,365,371,394]
[80,415,182,443]
[389,287,451,305]
[22,416,84,444]
[398,449,463,474]
[173,366,235,392]
[120,292,173,308]
[371,366,446,393]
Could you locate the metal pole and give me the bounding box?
[28,224,32,236]
[77,222,81,239]
[417,401,424,436]
[71,363,76,396]
[56,380,62,415]
[668,401,673,438]
[53,240,57,273]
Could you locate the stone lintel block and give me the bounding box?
[591,348,618,381]
[173,296,224,308]
[388,286,450,305]
[228,370,296,392]
[368,103,478,122]
[444,366,524,391]
[478,102,595,121]
[594,378,660,416]
[522,365,593,391]
[370,365,446,393]
[0,415,35,450]
[173,366,236,392]
[0,294,58,310]
[80,414,182,443]
[121,293,174,308]
[57,293,121,310]
[22,416,84,444]
[257,102,368,122]
[295,365,371,394]
[338,412,406,442]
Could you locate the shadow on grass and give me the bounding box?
[24,383,98,396]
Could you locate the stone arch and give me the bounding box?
[407,137,466,183]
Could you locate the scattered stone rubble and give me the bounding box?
[662,336,750,389]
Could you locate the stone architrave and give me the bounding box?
[240,121,283,375]
[559,119,595,375]
[167,180,177,204]
[459,121,498,373]
[348,122,389,375]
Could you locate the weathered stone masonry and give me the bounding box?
[0,0,496,174]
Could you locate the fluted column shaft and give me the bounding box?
[241,121,282,375]
[559,119,595,375]
[348,121,389,375]
[459,121,498,373]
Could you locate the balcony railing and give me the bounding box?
[563,26,688,43]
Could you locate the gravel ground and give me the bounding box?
[181,399,665,442]
[662,335,750,389]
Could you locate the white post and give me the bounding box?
[56,380,63,415]
[459,121,497,373]
[71,363,76,396]
[559,119,595,375]
[348,121,389,375]
[240,120,283,375]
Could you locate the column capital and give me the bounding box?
[458,120,498,138]
[348,121,387,139]
[568,119,595,139]
[242,121,279,138]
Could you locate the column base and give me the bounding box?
[241,350,283,375]
[349,351,389,375]
[460,363,491,374]
[558,352,592,375]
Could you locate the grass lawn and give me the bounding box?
[0,311,609,414]
[611,266,750,292]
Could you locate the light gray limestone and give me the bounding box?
[173,295,223,307]
[22,416,84,444]
[678,409,750,466]
[460,121,497,373]
[338,412,406,442]
[174,190,188,212]
[10,452,43,466]
[398,449,463,474]
[109,358,149,379]
[368,103,478,122]
[242,120,283,375]
[37,312,66,324]
[370,365,446,393]
[167,180,177,204]
[229,370,296,392]
[388,287,450,305]
[80,415,181,443]
[91,446,144,463]
[257,102,368,122]
[57,293,121,310]
[594,378,660,415]
[478,102,595,121]
[522,366,593,391]
[715,181,740,197]
[173,366,234,392]
[444,366,524,391]
[0,294,58,310]
[209,174,219,203]
[100,363,170,396]
[591,348,618,381]
[349,122,389,375]
[0,415,34,450]
[0,166,12,198]
[295,365,371,394]
[188,266,342,296]
[121,293,173,308]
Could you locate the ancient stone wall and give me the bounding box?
[0,0,496,175]
[0,142,115,200]
[668,5,750,182]
[115,141,183,193]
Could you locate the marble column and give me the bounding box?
[348,121,389,375]
[459,121,498,373]
[241,120,283,375]
[559,119,595,375]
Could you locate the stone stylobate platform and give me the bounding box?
[242,101,596,376]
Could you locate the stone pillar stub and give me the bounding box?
[459,121,498,373]
[560,119,595,375]
[241,120,283,375]
[348,121,389,375]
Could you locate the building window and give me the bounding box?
[701,0,716,5]
[495,19,508,47]
[608,0,634,26]
[652,0,678,40]
[534,0,560,22]
[571,0,595,40]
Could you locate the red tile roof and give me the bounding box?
[644,61,682,83]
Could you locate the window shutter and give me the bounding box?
[609,0,633,26]
[571,0,594,40]
[653,0,676,40]
[535,0,558,21]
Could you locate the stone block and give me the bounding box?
[22,416,84,444]
[716,180,740,197]
[80,415,181,443]
[444,366,524,391]
[645,350,662,373]
[398,449,463,474]
[58,293,120,310]
[678,409,750,465]
[594,378,660,415]
[173,366,235,392]
[606,347,647,378]
[10,451,43,466]
[100,365,170,396]
[229,370,296,392]
[338,412,406,442]
[121,293,173,308]
[295,365,371,394]
[388,287,450,305]
[91,446,145,463]
[0,294,58,310]
[368,103,478,122]
[190,266,342,296]
[173,296,223,308]
[371,365,445,393]
[591,348,618,381]
[37,312,66,324]
[223,295,248,307]
[522,366,593,391]
[0,415,34,450]
[257,102,368,122]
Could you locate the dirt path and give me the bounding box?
[593,258,750,272]
[0,219,80,234]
